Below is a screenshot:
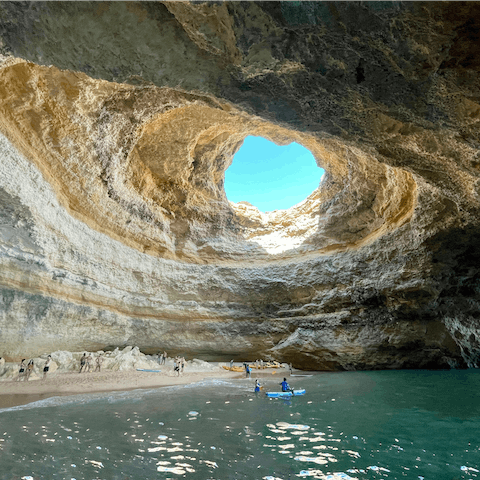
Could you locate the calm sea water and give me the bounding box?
[1,370,479,480]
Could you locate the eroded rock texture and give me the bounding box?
[0,1,479,369]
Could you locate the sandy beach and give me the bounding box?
[0,365,294,409]
[0,346,295,409]
[0,369,240,409]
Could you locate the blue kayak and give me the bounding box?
[265,389,306,398]
[136,369,161,372]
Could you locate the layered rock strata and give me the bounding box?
[0,2,479,369]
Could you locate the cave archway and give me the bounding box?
[224,136,324,212]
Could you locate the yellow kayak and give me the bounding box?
[222,366,244,372]
[223,362,281,372]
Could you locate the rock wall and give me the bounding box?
[0,2,479,369]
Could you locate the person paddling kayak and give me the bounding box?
[280,377,291,392]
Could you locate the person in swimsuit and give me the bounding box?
[79,353,87,373]
[254,379,261,392]
[85,354,93,373]
[43,355,52,380]
[16,359,26,381]
[25,359,34,381]
[95,353,104,372]
[172,357,180,376]
[280,378,291,392]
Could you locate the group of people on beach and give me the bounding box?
[242,360,293,378]
[173,356,185,376]
[157,351,168,365]
[79,353,103,373]
[157,351,185,376]
[6,350,294,388]
[15,356,52,381]
[237,358,281,371]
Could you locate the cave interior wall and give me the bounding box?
[0,1,479,369]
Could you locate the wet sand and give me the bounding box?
[0,366,294,409]
[0,369,243,409]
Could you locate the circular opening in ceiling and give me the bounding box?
[224,136,324,212]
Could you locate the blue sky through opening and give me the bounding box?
[224,136,324,212]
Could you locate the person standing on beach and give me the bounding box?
[79,353,87,373]
[16,359,26,381]
[245,364,251,378]
[181,357,185,374]
[162,351,167,365]
[25,360,34,381]
[173,357,180,376]
[95,354,104,372]
[42,355,52,380]
[289,363,293,375]
[85,354,93,373]
[157,352,163,365]
[230,359,234,369]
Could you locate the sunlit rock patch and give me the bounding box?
[0,61,416,263]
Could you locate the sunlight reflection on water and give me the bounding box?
[2,371,480,480]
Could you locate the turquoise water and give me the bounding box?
[1,370,479,480]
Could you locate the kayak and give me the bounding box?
[291,374,313,377]
[222,366,244,372]
[136,369,161,372]
[265,389,306,398]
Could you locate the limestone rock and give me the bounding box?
[0,2,479,369]
[0,346,222,380]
